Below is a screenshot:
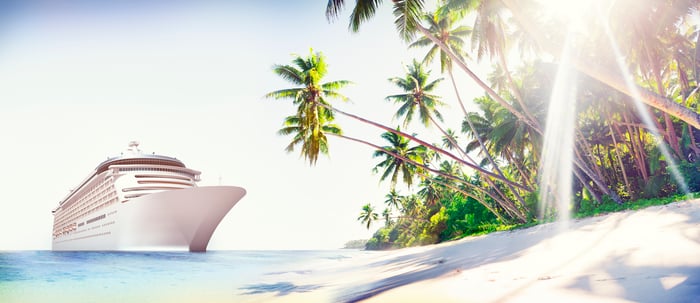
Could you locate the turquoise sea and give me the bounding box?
[0,250,366,303]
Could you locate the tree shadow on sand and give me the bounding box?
[335,214,624,303]
[564,255,700,303]
[240,282,323,296]
[564,204,700,303]
[336,206,700,303]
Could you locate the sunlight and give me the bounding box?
[535,0,606,34]
[539,33,576,226]
[597,5,692,197]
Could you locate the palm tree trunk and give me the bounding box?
[416,170,510,223]
[415,22,622,204]
[576,130,605,183]
[440,68,530,217]
[624,111,649,182]
[427,114,521,213]
[573,149,623,204]
[496,51,540,129]
[333,133,526,223]
[689,124,700,156]
[573,166,602,205]
[315,100,531,190]
[645,41,682,158]
[415,24,543,135]
[505,147,535,189]
[608,113,632,198]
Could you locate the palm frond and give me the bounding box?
[392,0,425,42]
[350,0,384,32]
[326,0,346,20]
[272,64,304,85]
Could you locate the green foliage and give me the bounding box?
[668,161,700,192]
[342,239,368,249]
[301,1,700,251]
[575,192,698,218]
[440,193,498,240]
[266,49,351,165]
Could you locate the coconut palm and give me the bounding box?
[386,59,445,128]
[330,0,700,129]
[409,5,535,212]
[497,0,700,129]
[382,208,393,227]
[441,129,460,150]
[417,178,443,207]
[277,115,342,161]
[384,189,403,211]
[266,50,351,164]
[358,203,379,229]
[326,0,426,41]
[409,8,470,75]
[373,128,427,188]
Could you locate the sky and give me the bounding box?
[0,0,484,250]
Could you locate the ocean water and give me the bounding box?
[0,250,365,303]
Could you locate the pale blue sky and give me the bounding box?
[0,0,482,250]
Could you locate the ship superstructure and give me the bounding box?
[51,142,245,251]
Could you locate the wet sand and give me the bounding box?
[238,199,700,302]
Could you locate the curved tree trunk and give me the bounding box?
[334,133,526,223]
[608,118,632,199]
[441,68,530,220]
[496,51,540,129]
[415,24,543,135]
[624,110,649,182]
[415,22,622,205]
[315,99,531,190]
[573,166,602,205]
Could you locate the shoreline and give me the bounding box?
[240,199,700,302]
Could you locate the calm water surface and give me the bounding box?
[0,250,364,303]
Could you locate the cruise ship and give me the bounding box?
[51,142,246,252]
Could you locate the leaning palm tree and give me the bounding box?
[373,128,427,188]
[497,0,700,129]
[266,49,351,164]
[330,0,700,130]
[409,6,532,213]
[358,203,379,229]
[409,8,471,115]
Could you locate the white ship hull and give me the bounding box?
[52,186,246,252]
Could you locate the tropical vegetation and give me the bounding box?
[269,0,700,249]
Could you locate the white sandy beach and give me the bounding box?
[235,199,700,303]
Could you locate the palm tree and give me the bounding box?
[373,128,427,188]
[417,178,443,207]
[386,59,445,128]
[498,0,700,129]
[384,189,403,210]
[277,115,342,161]
[409,5,535,213]
[409,8,470,77]
[467,0,539,126]
[358,203,379,229]
[326,0,426,41]
[266,49,351,164]
[382,208,393,226]
[441,129,459,150]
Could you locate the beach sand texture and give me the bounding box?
[239,199,700,303]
